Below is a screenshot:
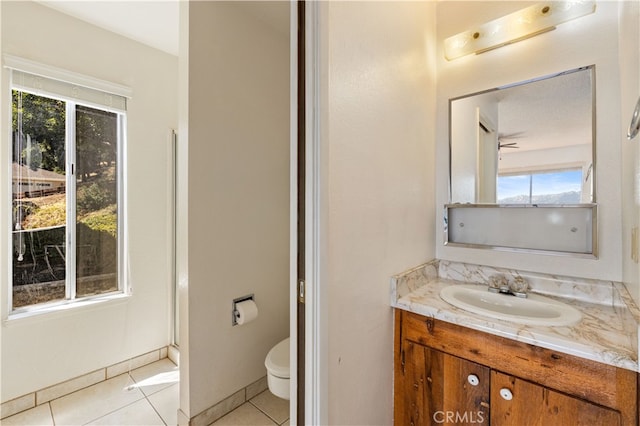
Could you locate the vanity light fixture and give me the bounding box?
[444,1,596,61]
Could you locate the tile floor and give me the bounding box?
[2,358,289,426]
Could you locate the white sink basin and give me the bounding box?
[440,284,582,326]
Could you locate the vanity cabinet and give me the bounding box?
[394,310,638,425]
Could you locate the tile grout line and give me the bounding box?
[247,399,280,426]
[70,367,177,426]
[125,366,179,425]
[140,379,180,426]
[44,369,108,425]
[77,374,147,426]
[48,402,57,426]
[144,392,168,426]
[123,369,173,425]
[80,397,148,426]
[36,367,107,407]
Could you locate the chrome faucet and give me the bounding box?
[487,274,529,298]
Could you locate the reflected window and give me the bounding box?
[11,87,125,310]
[497,169,582,204]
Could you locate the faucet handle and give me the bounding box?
[488,274,508,292]
[509,276,529,295]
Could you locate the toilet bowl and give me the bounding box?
[265,337,290,400]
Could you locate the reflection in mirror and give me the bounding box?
[450,66,594,205]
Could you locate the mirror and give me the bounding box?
[450,66,594,205]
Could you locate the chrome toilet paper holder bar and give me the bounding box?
[232,294,255,326]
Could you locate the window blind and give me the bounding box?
[4,55,131,113]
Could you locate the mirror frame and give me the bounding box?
[446,66,597,256]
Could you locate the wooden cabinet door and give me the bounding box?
[401,341,490,426]
[491,371,621,426]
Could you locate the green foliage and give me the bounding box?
[12,90,66,172]
[78,208,118,275]
[13,201,38,220]
[76,105,118,182]
[22,200,66,229]
[79,207,117,237]
[22,138,43,170]
[77,182,116,214]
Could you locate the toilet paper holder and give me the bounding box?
[232,294,255,326]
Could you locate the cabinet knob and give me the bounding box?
[467,374,480,386]
[499,388,513,401]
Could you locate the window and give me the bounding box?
[8,59,128,311]
[497,168,583,204]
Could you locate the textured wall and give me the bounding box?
[619,1,640,306]
[323,2,437,423]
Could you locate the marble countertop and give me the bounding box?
[391,260,640,372]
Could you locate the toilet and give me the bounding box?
[265,337,290,400]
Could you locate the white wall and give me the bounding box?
[436,1,623,282]
[179,1,290,419]
[0,1,177,401]
[619,1,640,306]
[0,0,5,404]
[451,94,499,203]
[322,2,436,424]
[499,144,591,174]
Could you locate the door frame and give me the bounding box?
[290,1,303,424]
[291,1,329,424]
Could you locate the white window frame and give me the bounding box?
[4,56,131,315]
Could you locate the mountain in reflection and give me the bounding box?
[498,191,581,204]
